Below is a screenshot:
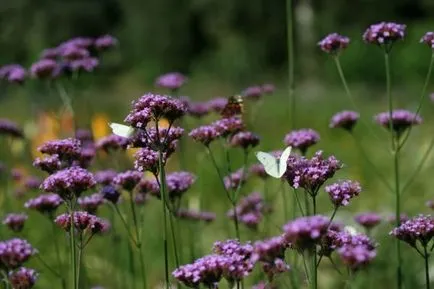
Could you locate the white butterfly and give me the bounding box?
[255,146,292,178]
[109,123,135,138]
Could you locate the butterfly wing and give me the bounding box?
[109,123,135,138]
[255,152,280,178]
[220,95,243,118]
[278,146,292,177]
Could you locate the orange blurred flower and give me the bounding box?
[92,113,110,140]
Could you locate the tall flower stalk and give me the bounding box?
[286,0,295,127]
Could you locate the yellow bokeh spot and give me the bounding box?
[31,112,59,158]
[91,113,110,140]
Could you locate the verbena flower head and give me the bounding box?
[224,168,248,190]
[129,127,183,151]
[354,212,382,230]
[284,129,320,154]
[94,170,117,186]
[330,111,360,131]
[0,119,24,138]
[61,45,90,61]
[375,109,422,136]
[3,214,28,232]
[212,117,244,137]
[285,151,342,194]
[78,193,104,214]
[76,147,95,169]
[426,200,434,210]
[41,47,59,59]
[136,178,159,196]
[189,125,220,146]
[24,176,42,190]
[55,211,110,235]
[363,22,406,51]
[134,147,160,174]
[113,170,142,191]
[262,84,275,94]
[0,64,27,84]
[155,72,187,90]
[318,33,350,54]
[325,180,361,207]
[176,208,216,223]
[33,155,62,174]
[337,244,376,270]
[229,131,260,149]
[30,59,58,79]
[94,34,118,51]
[386,213,409,224]
[228,192,271,230]
[8,267,38,289]
[207,97,228,112]
[252,235,289,263]
[165,171,196,199]
[252,281,276,289]
[242,86,263,100]
[69,57,99,72]
[420,32,434,48]
[95,135,128,152]
[62,37,93,49]
[261,258,290,282]
[319,229,376,259]
[249,163,268,179]
[25,194,63,216]
[38,138,81,163]
[0,238,35,270]
[188,101,211,118]
[282,215,329,250]
[100,185,120,204]
[75,129,94,146]
[391,215,434,248]
[41,167,95,200]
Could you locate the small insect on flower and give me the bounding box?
[255,146,292,178]
[109,123,135,138]
[220,95,244,119]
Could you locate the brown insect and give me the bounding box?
[220,95,244,118]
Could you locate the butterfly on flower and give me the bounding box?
[220,95,244,118]
[255,146,292,178]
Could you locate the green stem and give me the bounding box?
[312,196,317,289]
[113,204,137,246]
[286,0,295,127]
[168,213,181,268]
[394,144,403,289]
[35,254,62,279]
[385,52,395,151]
[0,270,10,289]
[68,208,77,289]
[159,150,170,289]
[424,246,431,289]
[51,220,66,289]
[281,182,289,222]
[76,234,83,288]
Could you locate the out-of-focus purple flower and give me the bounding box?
[176,208,216,223]
[0,119,24,138]
[338,244,376,270]
[94,170,117,186]
[95,134,129,152]
[391,215,434,248]
[113,170,142,191]
[75,129,94,147]
[25,194,63,216]
[38,138,81,162]
[252,281,276,289]
[249,163,268,179]
[78,193,104,214]
[330,111,360,131]
[420,32,434,48]
[261,258,290,282]
[325,180,361,207]
[207,97,228,112]
[252,235,289,264]
[153,171,196,201]
[41,167,95,200]
[261,84,275,94]
[283,215,329,250]
[229,131,260,149]
[426,200,434,210]
[284,129,320,154]
[94,35,118,51]
[318,33,350,54]
[212,117,244,137]
[285,151,342,194]
[3,214,28,232]
[41,47,60,60]
[188,101,211,118]
[8,267,38,289]
[62,37,94,49]
[55,211,110,235]
[30,59,58,79]
[75,147,95,169]
[0,64,27,84]
[61,45,89,61]
[228,192,271,230]
[375,110,422,136]
[155,72,187,91]
[386,213,409,224]
[0,238,35,270]
[242,86,262,100]
[69,57,99,72]
[189,125,220,146]
[363,22,406,49]
[100,185,120,204]
[134,147,160,174]
[33,155,62,174]
[224,168,248,191]
[23,176,42,190]
[11,168,24,182]
[354,213,382,230]
[136,178,159,196]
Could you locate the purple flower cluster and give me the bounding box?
[113,170,142,191]
[95,134,129,152]
[285,151,342,194]
[249,163,268,179]
[325,180,361,207]
[330,111,360,131]
[375,109,422,136]
[284,129,320,154]
[33,155,62,174]
[30,59,59,79]
[338,244,377,271]
[38,138,81,163]
[8,267,38,289]
[224,169,248,191]
[282,215,329,250]
[0,119,24,138]
[212,117,245,137]
[421,32,434,48]
[134,147,161,174]
[0,64,27,84]
[363,22,406,48]
[155,72,187,90]
[2,213,28,232]
[78,193,104,214]
[100,185,120,204]
[23,176,42,190]
[176,208,216,223]
[227,192,271,229]
[55,211,110,235]
[136,179,159,195]
[41,166,96,200]
[129,127,183,152]
[189,125,220,146]
[252,281,276,289]
[318,33,350,54]
[166,171,196,200]
[241,84,275,99]
[208,97,228,112]
[391,215,434,247]
[24,194,63,215]
[94,170,117,186]
[229,131,260,149]
[187,101,211,118]
[0,238,35,270]
[354,212,382,230]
